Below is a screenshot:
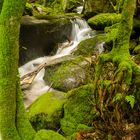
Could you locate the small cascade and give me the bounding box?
[76,0,84,14]
[56,18,94,55]
[19,17,95,108]
[76,6,83,14]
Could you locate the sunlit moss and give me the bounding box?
[28,91,66,131]
[61,84,99,136]
[88,13,121,30]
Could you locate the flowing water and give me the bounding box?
[76,0,84,14]
[19,18,95,108]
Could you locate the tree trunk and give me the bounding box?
[94,0,136,87]
[0,0,35,139]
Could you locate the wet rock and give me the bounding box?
[73,34,106,57]
[19,15,72,65]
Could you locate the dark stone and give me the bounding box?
[19,16,72,66]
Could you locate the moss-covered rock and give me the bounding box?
[43,56,92,92]
[28,90,66,131]
[73,34,106,56]
[35,129,66,140]
[83,0,116,18]
[60,84,99,136]
[88,13,121,30]
[24,2,53,16]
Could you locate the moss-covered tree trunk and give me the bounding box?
[95,0,136,87]
[0,0,35,139]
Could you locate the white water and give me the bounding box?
[76,6,83,14]
[76,0,84,14]
[19,18,94,108]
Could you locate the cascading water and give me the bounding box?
[19,18,95,108]
[76,0,84,14]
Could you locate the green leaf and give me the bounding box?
[113,93,122,103]
[125,95,135,109]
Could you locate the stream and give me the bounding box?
[19,18,96,108]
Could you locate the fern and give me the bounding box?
[125,95,135,109]
[113,93,123,103]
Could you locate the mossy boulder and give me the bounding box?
[27,0,65,15]
[73,34,106,57]
[60,84,99,136]
[83,0,116,18]
[88,13,121,30]
[28,90,66,131]
[35,129,66,140]
[43,56,92,92]
[24,2,53,16]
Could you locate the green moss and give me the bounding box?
[73,34,106,56]
[64,0,80,12]
[88,13,121,30]
[25,2,33,11]
[60,84,99,136]
[105,23,119,44]
[25,2,53,16]
[44,56,92,92]
[46,0,64,15]
[35,129,66,140]
[28,90,66,131]
[76,124,93,131]
[25,1,65,17]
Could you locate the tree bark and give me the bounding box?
[0,0,35,139]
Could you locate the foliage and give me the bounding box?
[113,93,123,102]
[125,95,135,109]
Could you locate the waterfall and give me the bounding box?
[76,0,85,14]
[56,18,94,55]
[19,18,95,108]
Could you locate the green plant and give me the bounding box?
[125,95,135,109]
